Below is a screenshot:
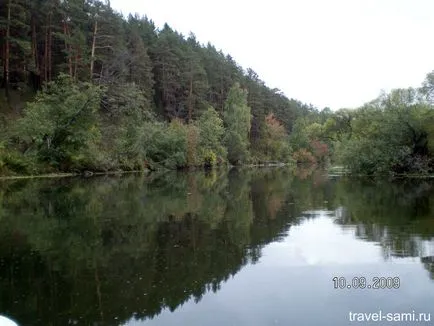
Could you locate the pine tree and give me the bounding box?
[181,33,208,122]
[57,0,90,81]
[0,0,30,101]
[125,21,154,107]
[89,1,127,84]
[150,24,183,119]
[245,68,267,150]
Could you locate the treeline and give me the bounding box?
[0,0,320,175]
[2,0,433,176]
[289,72,434,175]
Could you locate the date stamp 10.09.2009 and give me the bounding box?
[332,276,400,289]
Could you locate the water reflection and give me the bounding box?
[0,168,434,325]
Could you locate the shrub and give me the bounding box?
[310,139,329,163]
[197,107,227,166]
[145,119,188,169]
[292,148,317,164]
[15,74,103,171]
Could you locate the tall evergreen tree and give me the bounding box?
[181,33,208,122]
[150,24,183,119]
[125,21,154,107]
[0,0,30,102]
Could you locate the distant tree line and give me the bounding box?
[290,73,434,175]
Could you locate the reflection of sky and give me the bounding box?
[414,238,434,258]
[263,214,384,266]
[0,316,18,326]
[263,214,430,266]
[125,211,434,326]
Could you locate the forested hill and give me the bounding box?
[2,0,434,176]
[0,0,319,175]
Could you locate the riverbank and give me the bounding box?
[0,170,150,180]
[0,162,297,180]
[3,163,434,181]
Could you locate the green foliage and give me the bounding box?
[186,123,200,166]
[16,74,103,170]
[223,83,251,164]
[125,22,155,104]
[289,118,311,151]
[323,109,353,142]
[145,119,189,169]
[197,106,227,166]
[263,113,292,162]
[0,0,321,174]
[334,86,434,175]
[289,111,333,165]
[106,83,155,170]
[0,150,39,175]
[201,149,217,167]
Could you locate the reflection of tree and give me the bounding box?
[4,170,433,326]
[333,179,434,226]
[332,178,434,278]
[421,256,434,280]
[293,164,318,180]
[0,168,304,326]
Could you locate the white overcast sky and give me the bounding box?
[109,0,434,110]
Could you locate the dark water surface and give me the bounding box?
[1,168,434,325]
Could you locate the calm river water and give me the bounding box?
[0,167,433,325]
